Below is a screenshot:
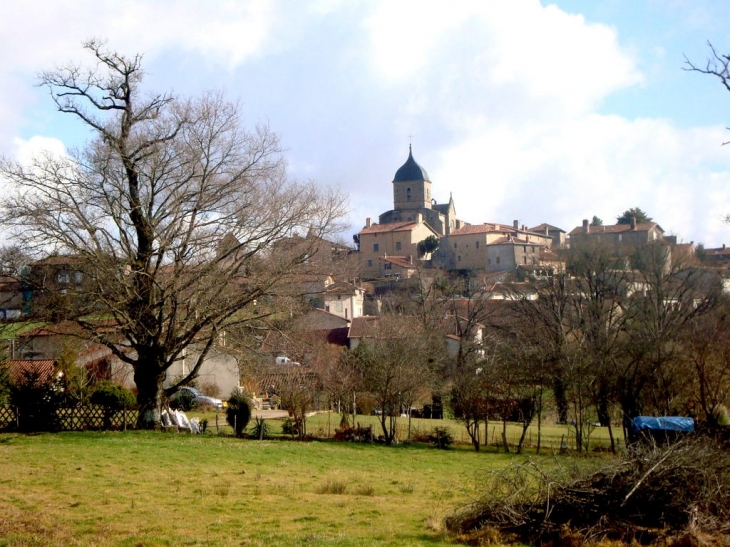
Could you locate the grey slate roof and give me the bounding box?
[393,146,430,182]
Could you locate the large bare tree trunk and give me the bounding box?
[134,361,167,429]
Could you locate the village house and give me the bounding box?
[435,221,553,273]
[568,217,665,247]
[358,216,439,278]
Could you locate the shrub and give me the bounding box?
[427,426,454,449]
[226,391,251,437]
[170,389,197,411]
[91,381,136,430]
[248,416,270,440]
[9,369,64,432]
[282,417,297,436]
[91,381,135,410]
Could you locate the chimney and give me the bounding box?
[544,226,549,236]
[724,244,726,250]
[495,223,500,231]
[631,216,637,230]
[513,220,519,229]
[416,212,423,224]
[582,219,589,234]
[365,217,372,228]
[408,255,413,264]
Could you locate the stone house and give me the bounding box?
[358,216,439,278]
[569,218,665,247]
[377,255,418,279]
[436,221,553,272]
[322,280,364,320]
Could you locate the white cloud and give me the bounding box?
[12,136,67,165]
[0,1,279,72]
[433,115,730,245]
[365,0,642,118]
[1,0,729,247]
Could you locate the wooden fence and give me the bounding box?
[0,405,138,432]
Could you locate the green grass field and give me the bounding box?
[0,415,617,547]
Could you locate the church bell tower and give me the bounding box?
[392,146,432,211]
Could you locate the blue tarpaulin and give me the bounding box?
[629,416,695,435]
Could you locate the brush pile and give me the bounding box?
[446,437,730,545]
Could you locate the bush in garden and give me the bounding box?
[170,388,196,411]
[9,369,64,432]
[248,416,270,439]
[282,417,296,436]
[226,391,251,437]
[91,381,135,410]
[427,426,454,449]
[91,381,136,429]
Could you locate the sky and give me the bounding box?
[3,0,730,247]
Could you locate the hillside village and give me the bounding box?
[2,39,730,443]
[3,145,730,435]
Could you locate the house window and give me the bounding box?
[488,259,492,265]
[56,272,69,283]
[384,262,392,270]
[475,241,479,249]
[73,272,83,284]
[496,256,501,264]
[523,246,527,253]
[367,260,373,267]
[454,242,458,249]
[618,234,623,242]
[523,256,528,264]
[396,241,401,251]
[373,243,379,252]
[457,255,461,262]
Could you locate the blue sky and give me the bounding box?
[2,0,730,246]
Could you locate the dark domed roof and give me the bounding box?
[393,146,430,182]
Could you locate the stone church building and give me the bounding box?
[358,147,556,278]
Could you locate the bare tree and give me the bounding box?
[0,41,347,428]
[682,302,730,425]
[346,316,437,445]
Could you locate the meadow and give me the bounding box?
[0,415,615,547]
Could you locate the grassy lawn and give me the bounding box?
[0,412,619,547]
[0,429,541,547]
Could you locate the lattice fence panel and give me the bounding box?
[58,406,138,430]
[0,405,138,431]
[0,406,16,431]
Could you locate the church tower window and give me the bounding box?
[407,188,411,201]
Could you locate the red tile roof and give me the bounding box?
[324,280,362,295]
[4,360,58,384]
[359,221,420,234]
[529,223,565,233]
[347,316,381,339]
[568,223,663,236]
[449,223,514,236]
[379,256,416,269]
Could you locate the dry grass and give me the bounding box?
[446,437,730,546]
[316,478,348,494]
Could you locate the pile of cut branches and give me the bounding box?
[446,437,730,545]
